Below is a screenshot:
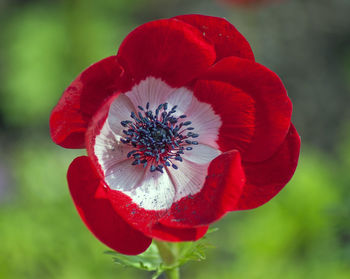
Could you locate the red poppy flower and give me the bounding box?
[50,14,300,255]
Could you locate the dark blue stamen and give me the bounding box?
[127,150,137,158]
[120,102,199,173]
[175,156,182,162]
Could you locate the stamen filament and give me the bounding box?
[120,102,199,173]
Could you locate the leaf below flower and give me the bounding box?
[106,227,218,278]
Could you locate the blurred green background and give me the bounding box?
[0,0,349,278]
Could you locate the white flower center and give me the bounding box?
[94,77,222,210]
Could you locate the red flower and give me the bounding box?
[50,14,300,255]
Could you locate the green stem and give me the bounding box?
[154,240,180,279]
[165,267,180,279]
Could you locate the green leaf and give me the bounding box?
[176,228,218,267]
[105,243,162,271]
[106,228,218,278]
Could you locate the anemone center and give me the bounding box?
[120,102,199,173]
[152,128,168,142]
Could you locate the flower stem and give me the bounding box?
[154,240,180,279]
[165,267,180,279]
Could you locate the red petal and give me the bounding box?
[67,156,152,255]
[150,223,209,242]
[160,150,245,228]
[234,124,301,210]
[200,57,292,162]
[117,18,216,87]
[50,56,131,148]
[193,79,256,156]
[174,14,254,62]
[106,188,168,236]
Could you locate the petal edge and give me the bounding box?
[67,156,152,255]
[174,14,255,62]
[234,124,301,210]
